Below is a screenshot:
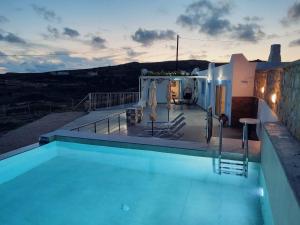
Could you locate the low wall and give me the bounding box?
[261,122,300,225]
[254,61,300,140]
[278,61,300,140]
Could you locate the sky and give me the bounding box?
[0,0,300,73]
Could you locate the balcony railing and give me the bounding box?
[70,111,127,135]
[73,92,139,111]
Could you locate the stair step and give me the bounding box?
[220,160,244,166]
[221,171,245,176]
[221,166,244,171]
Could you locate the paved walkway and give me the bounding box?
[0,112,85,154]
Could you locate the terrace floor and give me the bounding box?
[61,104,261,161]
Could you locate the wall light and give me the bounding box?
[260,86,265,94]
[207,76,211,83]
[271,93,277,103]
[217,76,222,84]
[258,187,264,197]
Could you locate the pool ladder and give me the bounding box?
[217,120,249,177]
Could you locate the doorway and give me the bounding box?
[215,85,226,116]
[171,81,180,99]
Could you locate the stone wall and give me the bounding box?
[254,61,300,140]
[278,61,300,139]
[254,68,283,113]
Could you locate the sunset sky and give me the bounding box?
[0,0,300,73]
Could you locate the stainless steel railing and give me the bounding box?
[73,92,139,111]
[242,122,249,177]
[70,111,126,134]
[217,119,249,177]
[218,119,223,174]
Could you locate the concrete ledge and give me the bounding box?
[264,122,300,203]
[0,143,39,161]
[40,130,214,158]
[262,122,300,225]
[39,129,261,162]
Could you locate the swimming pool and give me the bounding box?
[0,141,272,225]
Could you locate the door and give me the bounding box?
[215,85,226,116]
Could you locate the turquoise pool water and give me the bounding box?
[0,141,271,225]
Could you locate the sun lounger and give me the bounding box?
[157,121,186,138]
[145,116,185,133]
[146,112,184,127]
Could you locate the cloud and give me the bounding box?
[42,27,107,49]
[190,54,207,59]
[176,0,232,35]
[266,34,279,39]
[281,2,300,25]
[289,38,300,47]
[177,0,266,43]
[131,28,176,46]
[43,26,60,39]
[123,47,145,58]
[43,26,80,39]
[243,16,263,22]
[0,51,114,73]
[0,32,26,44]
[31,4,61,23]
[91,36,106,48]
[0,67,7,74]
[63,27,80,38]
[0,15,9,23]
[231,23,265,42]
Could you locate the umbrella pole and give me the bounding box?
[152,121,154,136]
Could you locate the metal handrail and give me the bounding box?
[72,94,89,111]
[218,119,223,174]
[242,122,249,177]
[72,92,139,111]
[70,111,126,134]
[217,120,249,177]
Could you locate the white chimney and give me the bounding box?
[268,44,281,64]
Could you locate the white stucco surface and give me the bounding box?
[230,54,256,97]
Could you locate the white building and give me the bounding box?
[139,44,283,126]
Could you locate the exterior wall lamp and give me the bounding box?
[271,93,277,104]
[261,86,265,94]
[217,76,222,84]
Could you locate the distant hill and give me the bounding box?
[1,59,223,99]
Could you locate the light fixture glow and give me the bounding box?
[271,93,277,103]
[261,86,265,94]
[259,187,264,197]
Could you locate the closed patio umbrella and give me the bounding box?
[148,80,157,135]
[192,78,199,104]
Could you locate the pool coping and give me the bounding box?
[39,129,216,158]
[264,122,300,206]
[37,129,262,163]
[0,143,39,161]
